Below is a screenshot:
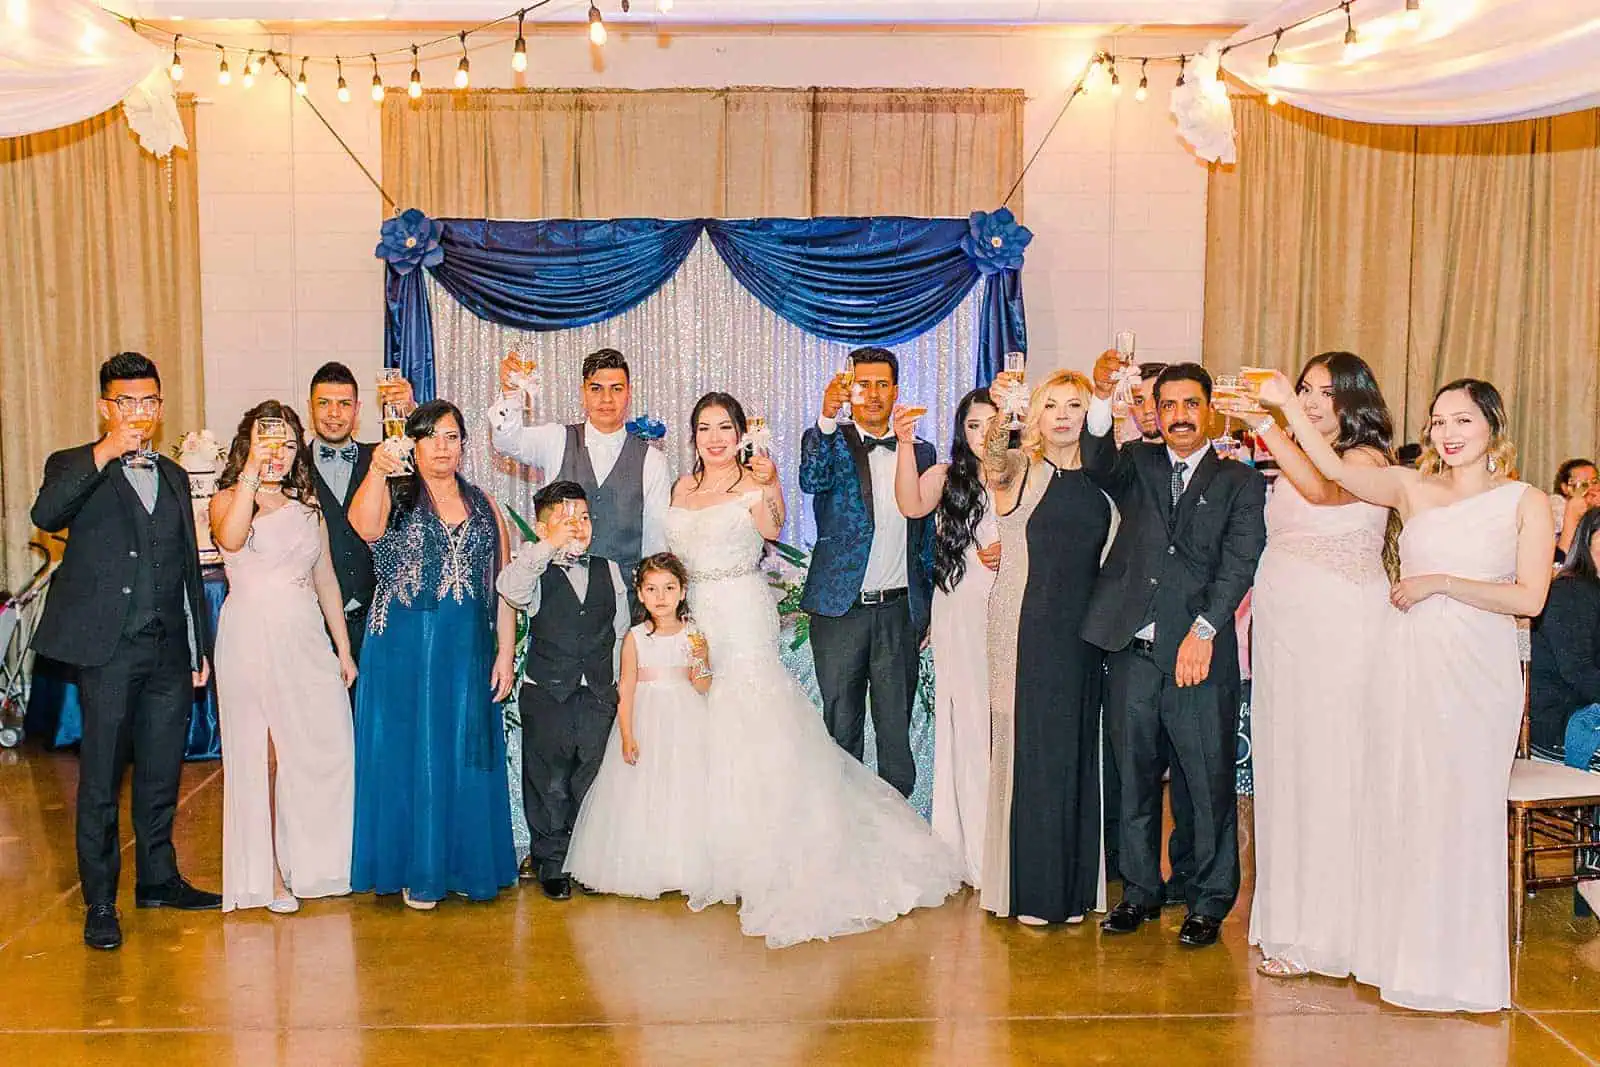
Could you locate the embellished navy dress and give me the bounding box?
[351,479,518,902]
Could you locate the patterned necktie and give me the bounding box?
[319,443,360,463]
[1170,460,1188,510]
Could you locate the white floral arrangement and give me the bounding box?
[172,430,226,562]
[174,430,226,474]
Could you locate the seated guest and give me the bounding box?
[1552,459,1600,561]
[347,400,520,909]
[210,402,357,914]
[1395,442,1423,469]
[1531,505,1600,767]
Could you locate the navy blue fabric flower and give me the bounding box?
[375,208,445,275]
[962,207,1032,275]
[626,415,667,442]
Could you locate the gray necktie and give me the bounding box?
[1170,460,1187,510]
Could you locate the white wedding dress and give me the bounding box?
[667,493,962,947]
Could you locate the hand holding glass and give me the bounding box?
[380,402,411,477]
[1002,352,1028,428]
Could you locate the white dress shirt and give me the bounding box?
[487,402,672,556]
[1087,396,1212,643]
[816,416,908,593]
[496,539,630,684]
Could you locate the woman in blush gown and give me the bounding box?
[1262,375,1554,1013]
[893,387,1001,887]
[668,392,962,948]
[1219,353,1394,979]
[211,402,358,913]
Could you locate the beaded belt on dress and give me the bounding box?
[687,563,758,582]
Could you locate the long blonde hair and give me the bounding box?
[1019,370,1094,460]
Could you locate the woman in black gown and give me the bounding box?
[981,369,1115,925]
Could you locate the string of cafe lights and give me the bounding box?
[123,1,674,101]
[1081,0,1426,107]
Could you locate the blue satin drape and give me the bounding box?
[385,216,1026,401]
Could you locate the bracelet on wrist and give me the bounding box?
[1251,415,1276,436]
[239,472,261,490]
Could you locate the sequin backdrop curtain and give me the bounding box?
[432,236,979,546]
[382,88,1024,220]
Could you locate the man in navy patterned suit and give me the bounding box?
[798,347,935,798]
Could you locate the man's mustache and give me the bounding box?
[1168,421,1197,432]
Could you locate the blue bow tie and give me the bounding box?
[318,443,360,463]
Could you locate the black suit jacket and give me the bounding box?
[30,442,211,669]
[309,441,376,617]
[1079,426,1266,676]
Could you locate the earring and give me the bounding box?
[1487,456,1498,475]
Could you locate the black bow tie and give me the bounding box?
[318,443,360,463]
[863,436,898,454]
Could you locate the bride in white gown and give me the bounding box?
[666,392,962,948]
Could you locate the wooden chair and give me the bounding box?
[1507,669,1600,943]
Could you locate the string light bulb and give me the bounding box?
[295,56,308,96]
[1266,91,1279,107]
[216,45,230,86]
[1267,30,1281,70]
[455,32,471,89]
[1135,59,1148,103]
[371,54,384,102]
[241,50,255,88]
[336,57,350,102]
[1342,3,1359,61]
[1175,55,1187,88]
[251,51,265,76]
[588,3,607,46]
[658,0,674,10]
[169,36,184,82]
[512,9,528,73]
[408,45,422,98]
[1109,62,1121,97]
[1402,0,1422,31]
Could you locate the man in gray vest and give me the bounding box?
[488,348,670,590]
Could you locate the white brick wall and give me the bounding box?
[190,28,1215,434]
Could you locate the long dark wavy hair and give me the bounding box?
[218,400,319,507]
[688,391,748,487]
[1295,351,1395,458]
[1559,507,1600,584]
[632,552,694,630]
[933,388,997,594]
[390,399,468,517]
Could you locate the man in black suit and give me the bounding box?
[1081,357,1266,948]
[31,352,222,951]
[306,362,377,668]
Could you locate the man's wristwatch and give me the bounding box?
[1189,617,1217,641]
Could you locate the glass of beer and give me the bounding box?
[1002,350,1027,430]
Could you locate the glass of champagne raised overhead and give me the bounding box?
[255,416,291,480]
[506,350,538,426]
[1111,330,1137,419]
[834,363,857,422]
[381,401,410,477]
[1003,350,1027,430]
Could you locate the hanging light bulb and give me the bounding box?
[589,3,607,46]
[1266,91,1279,107]
[408,45,422,98]
[336,57,350,102]
[657,0,674,10]
[512,9,528,73]
[251,51,265,76]
[1267,30,1281,70]
[1402,0,1422,31]
[371,53,384,102]
[1134,59,1148,103]
[169,36,184,82]
[1175,55,1187,88]
[1342,3,1359,61]
[296,56,308,96]
[455,32,471,89]
[1109,62,1122,98]
[217,45,231,86]
[241,50,255,88]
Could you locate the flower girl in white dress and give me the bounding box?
[566,553,713,898]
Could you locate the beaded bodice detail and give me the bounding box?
[369,479,499,634]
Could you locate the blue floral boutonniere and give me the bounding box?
[626,415,667,444]
[961,207,1033,275]
[375,208,445,275]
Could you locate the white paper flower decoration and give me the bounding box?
[1171,42,1237,165]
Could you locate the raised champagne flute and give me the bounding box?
[746,415,769,459]
[507,350,538,426]
[1003,350,1027,430]
[835,364,857,422]
[381,400,410,478]
[124,414,158,469]
[255,416,291,482]
[1111,330,1137,419]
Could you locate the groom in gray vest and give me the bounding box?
[489,348,671,591]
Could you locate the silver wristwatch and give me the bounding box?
[1190,617,1217,641]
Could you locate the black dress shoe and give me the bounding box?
[134,877,222,911]
[84,904,122,950]
[518,855,538,882]
[1100,900,1161,934]
[1178,914,1223,947]
[540,876,572,901]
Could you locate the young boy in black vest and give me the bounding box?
[495,480,629,900]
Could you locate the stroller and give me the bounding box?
[0,540,58,748]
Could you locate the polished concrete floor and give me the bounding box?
[1,749,1598,1066]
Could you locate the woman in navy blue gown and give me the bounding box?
[347,399,519,908]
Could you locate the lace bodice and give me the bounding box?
[222,502,322,596]
[369,478,500,634]
[1263,477,1389,584]
[664,494,766,583]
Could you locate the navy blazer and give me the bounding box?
[797,422,936,636]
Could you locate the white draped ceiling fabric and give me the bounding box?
[0,0,181,153]
[430,235,980,548]
[1224,0,1600,125]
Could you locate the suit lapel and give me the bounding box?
[1135,444,1175,527]
[1171,447,1220,543]
[842,424,873,525]
[108,461,146,518]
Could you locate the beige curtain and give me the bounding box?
[0,102,204,588]
[381,87,1023,220]
[1205,97,1600,486]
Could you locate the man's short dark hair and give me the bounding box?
[1138,361,1168,383]
[848,346,899,384]
[1396,442,1424,468]
[1153,362,1212,404]
[533,480,589,522]
[310,361,359,397]
[582,348,629,382]
[99,351,160,394]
